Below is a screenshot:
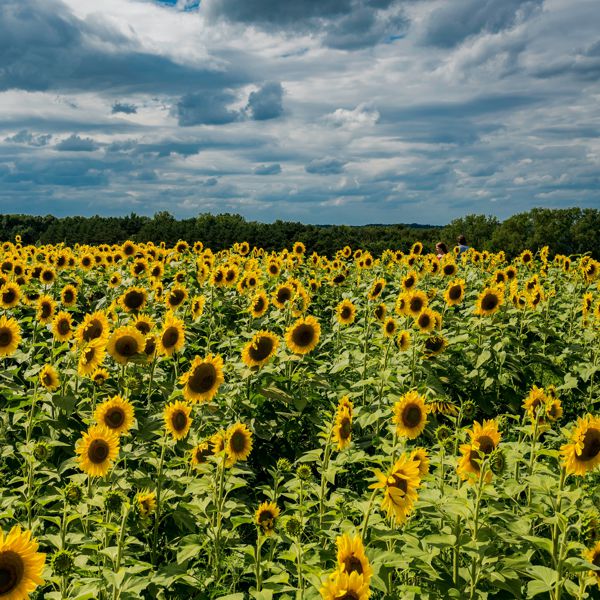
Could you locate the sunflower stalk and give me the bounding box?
[254,532,265,592]
[526,413,541,509]
[468,460,488,600]
[150,432,168,566]
[318,426,334,530]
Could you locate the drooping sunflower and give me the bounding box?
[368,278,386,300]
[77,339,106,377]
[410,447,430,477]
[107,326,145,365]
[337,395,354,418]
[39,364,60,391]
[75,425,119,477]
[393,391,429,439]
[180,354,224,403]
[191,295,206,320]
[0,282,20,309]
[255,501,279,536]
[561,414,600,477]
[373,302,387,322]
[91,367,110,386]
[522,385,549,420]
[136,490,156,519]
[370,453,421,524]
[320,570,370,600]
[242,331,279,369]
[333,408,352,450]
[76,310,110,345]
[336,533,373,583]
[119,287,147,313]
[415,308,436,334]
[444,279,465,307]
[225,422,253,464]
[396,330,411,352]
[94,395,135,436]
[336,299,357,326]
[211,430,227,455]
[164,401,192,441]
[474,287,504,316]
[51,311,73,342]
[457,419,501,482]
[158,313,185,357]
[0,315,21,357]
[190,441,212,469]
[249,290,269,318]
[0,525,46,599]
[285,315,321,355]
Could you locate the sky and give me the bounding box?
[0,0,599,225]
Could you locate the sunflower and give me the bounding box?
[166,286,188,311]
[333,407,352,451]
[444,279,465,307]
[402,271,418,291]
[410,447,430,477]
[0,316,21,357]
[108,272,122,288]
[51,311,73,342]
[39,266,56,285]
[475,287,504,316]
[77,339,106,377]
[249,290,269,318]
[368,278,386,300]
[191,295,206,320]
[406,290,428,317]
[119,287,147,313]
[583,541,600,586]
[415,308,436,334]
[457,419,501,482]
[75,425,119,477]
[337,395,354,418]
[107,326,145,365]
[0,525,46,599]
[211,430,227,455]
[94,395,134,435]
[320,570,369,600]
[131,314,154,337]
[441,261,458,277]
[91,367,110,386]
[272,283,295,309]
[225,423,253,464]
[336,533,373,583]
[373,303,386,322]
[136,490,156,519]
[0,282,20,309]
[561,414,600,476]
[285,315,321,355]
[39,364,59,391]
[396,330,411,352]
[61,284,78,307]
[522,385,548,420]
[336,299,356,326]
[190,441,212,469]
[242,331,279,369]
[164,401,192,441]
[36,295,56,324]
[370,453,421,524]
[76,310,110,345]
[158,313,185,357]
[180,354,224,403]
[255,501,279,536]
[393,391,429,439]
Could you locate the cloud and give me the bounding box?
[112,102,138,115]
[254,163,281,175]
[55,134,99,152]
[305,157,346,174]
[421,0,543,48]
[324,103,379,128]
[175,91,241,126]
[4,130,52,146]
[246,82,284,121]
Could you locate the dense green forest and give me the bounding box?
[0,207,598,258]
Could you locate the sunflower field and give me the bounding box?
[0,237,599,600]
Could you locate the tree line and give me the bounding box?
[0,207,598,258]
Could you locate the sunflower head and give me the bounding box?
[285,315,321,355]
[457,419,501,482]
[180,354,224,403]
[561,414,600,477]
[393,391,429,439]
[225,423,253,464]
[39,364,60,391]
[475,287,504,316]
[158,313,185,357]
[75,425,120,477]
[396,330,411,352]
[333,408,352,451]
[583,541,600,586]
[242,332,279,369]
[94,395,135,435]
[136,490,157,519]
[255,501,280,536]
[190,441,212,469]
[337,299,356,325]
[164,401,192,441]
[444,279,465,306]
[0,315,22,357]
[336,533,373,583]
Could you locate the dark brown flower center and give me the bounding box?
[124,290,145,310]
[188,363,216,393]
[229,430,247,453]
[344,555,363,575]
[63,290,74,303]
[172,410,187,432]
[2,289,16,304]
[338,417,351,440]
[115,335,139,357]
[403,404,422,428]
[40,302,52,319]
[276,287,292,303]
[0,328,12,347]
[340,306,352,320]
[579,428,600,462]
[42,372,54,387]
[169,289,185,306]
[88,439,110,464]
[105,408,125,428]
[254,296,265,312]
[409,297,423,313]
[481,293,499,311]
[248,336,274,362]
[418,314,431,328]
[443,264,456,275]
[0,550,24,594]
[83,319,103,341]
[449,285,462,301]
[389,473,408,493]
[135,321,151,335]
[372,283,383,296]
[292,324,315,347]
[162,326,179,349]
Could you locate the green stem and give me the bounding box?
[360,489,378,543]
[151,433,168,566]
[468,462,487,600]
